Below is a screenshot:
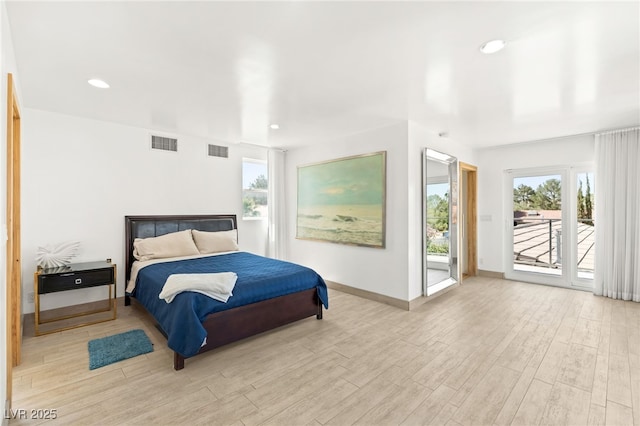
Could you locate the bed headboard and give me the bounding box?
[124,214,237,281]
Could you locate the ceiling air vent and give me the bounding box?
[151,135,178,152]
[208,144,229,158]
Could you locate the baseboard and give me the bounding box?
[408,281,461,310]
[24,297,125,320]
[3,399,10,426]
[23,297,125,337]
[325,280,467,311]
[478,269,505,279]
[325,281,410,311]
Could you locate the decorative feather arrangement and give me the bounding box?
[36,241,80,269]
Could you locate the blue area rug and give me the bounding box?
[88,329,153,370]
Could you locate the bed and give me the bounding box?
[124,214,328,370]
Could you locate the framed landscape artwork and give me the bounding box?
[297,151,386,248]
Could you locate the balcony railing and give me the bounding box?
[513,217,594,273]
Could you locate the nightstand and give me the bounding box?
[34,260,117,336]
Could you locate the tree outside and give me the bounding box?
[513,175,594,225]
[514,184,536,210]
[577,174,594,226]
[513,178,561,212]
[533,178,562,210]
[250,174,268,190]
[243,173,268,217]
[426,190,449,255]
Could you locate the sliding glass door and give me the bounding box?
[506,167,593,289]
[512,172,563,277]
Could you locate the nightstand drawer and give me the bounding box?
[38,268,114,294]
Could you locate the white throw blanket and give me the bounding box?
[159,272,238,303]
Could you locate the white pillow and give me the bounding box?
[192,229,239,254]
[133,229,199,261]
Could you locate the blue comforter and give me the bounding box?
[131,252,329,357]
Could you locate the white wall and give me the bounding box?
[285,121,477,303]
[1,0,20,413]
[21,108,268,314]
[475,135,595,274]
[286,123,411,301]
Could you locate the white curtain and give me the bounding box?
[267,149,287,259]
[594,128,640,301]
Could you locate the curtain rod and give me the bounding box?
[527,125,640,141]
[595,126,640,136]
[483,124,640,149]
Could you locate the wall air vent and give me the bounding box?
[151,135,178,152]
[208,144,229,158]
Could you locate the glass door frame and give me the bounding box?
[505,166,568,287]
[504,166,594,290]
[570,166,595,290]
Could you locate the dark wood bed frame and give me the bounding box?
[124,214,323,370]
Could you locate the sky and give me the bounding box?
[298,153,385,207]
[242,160,267,189]
[427,182,449,198]
[514,174,561,190]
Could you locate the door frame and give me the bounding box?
[460,162,477,279]
[504,167,568,287]
[569,167,595,289]
[6,72,21,406]
[504,166,593,291]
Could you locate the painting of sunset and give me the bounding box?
[297,151,386,248]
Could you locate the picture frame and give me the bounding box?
[296,151,386,248]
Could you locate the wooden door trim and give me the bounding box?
[459,162,477,279]
[6,72,21,406]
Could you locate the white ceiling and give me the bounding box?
[6,1,640,149]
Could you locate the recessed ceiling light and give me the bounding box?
[479,39,506,54]
[270,124,280,130]
[88,79,110,89]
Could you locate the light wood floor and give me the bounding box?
[10,277,640,425]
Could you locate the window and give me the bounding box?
[242,159,268,219]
